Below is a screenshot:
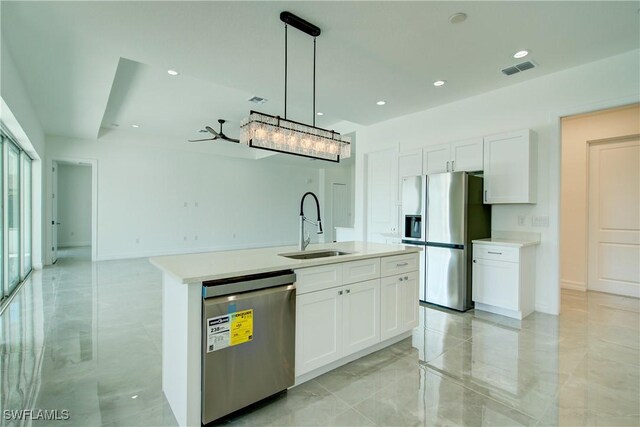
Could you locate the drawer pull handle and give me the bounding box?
[396,262,409,267]
[487,251,502,255]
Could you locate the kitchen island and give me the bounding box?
[150,241,420,426]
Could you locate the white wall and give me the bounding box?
[353,50,640,315]
[560,104,640,291]
[46,131,326,260]
[57,164,92,247]
[1,38,46,268]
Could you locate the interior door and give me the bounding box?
[52,161,58,264]
[588,137,640,297]
[331,183,349,242]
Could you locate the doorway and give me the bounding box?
[50,159,97,263]
[587,137,640,297]
[560,104,640,297]
[331,183,349,242]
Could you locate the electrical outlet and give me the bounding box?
[517,215,526,226]
[532,215,549,227]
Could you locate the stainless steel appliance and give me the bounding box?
[201,271,296,424]
[403,172,490,311]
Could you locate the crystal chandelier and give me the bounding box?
[239,12,351,163]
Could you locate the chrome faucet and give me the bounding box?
[299,192,323,251]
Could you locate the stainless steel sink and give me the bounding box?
[279,250,352,260]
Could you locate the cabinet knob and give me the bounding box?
[473,260,476,263]
[404,276,409,280]
[399,277,404,282]
[346,289,350,294]
[338,290,343,295]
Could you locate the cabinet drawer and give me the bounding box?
[380,253,419,277]
[473,245,519,263]
[342,258,380,285]
[295,264,342,295]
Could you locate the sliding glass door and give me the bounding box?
[22,154,32,277]
[6,142,20,294]
[0,130,33,305]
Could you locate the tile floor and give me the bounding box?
[1,247,638,426]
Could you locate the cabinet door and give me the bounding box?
[451,138,483,172]
[472,258,519,311]
[401,271,419,331]
[422,144,451,174]
[367,149,399,241]
[483,129,536,204]
[380,275,402,341]
[295,288,343,376]
[343,279,380,355]
[398,149,423,177]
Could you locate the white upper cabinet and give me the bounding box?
[420,138,484,175]
[422,144,451,174]
[398,149,423,177]
[483,129,537,204]
[450,137,484,172]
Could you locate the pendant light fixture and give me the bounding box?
[239,12,351,162]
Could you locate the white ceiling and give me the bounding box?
[2,1,639,143]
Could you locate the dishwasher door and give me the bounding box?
[202,284,295,424]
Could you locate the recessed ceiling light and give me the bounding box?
[131,124,140,128]
[513,50,529,59]
[167,69,179,76]
[316,112,324,116]
[131,395,138,399]
[376,100,386,106]
[433,80,446,87]
[449,13,467,24]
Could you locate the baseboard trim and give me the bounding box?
[561,280,586,292]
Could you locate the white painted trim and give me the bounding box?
[561,280,586,292]
[46,156,98,263]
[58,242,91,248]
[554,95,640,316]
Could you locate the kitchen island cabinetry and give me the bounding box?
[150,241,420,426]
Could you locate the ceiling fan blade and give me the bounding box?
[186,137,217,143]
[205,126,220,137]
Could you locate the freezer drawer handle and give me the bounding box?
[396,262,409,267]
[487,251,502,255]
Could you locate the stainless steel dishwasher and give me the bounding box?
[201,270,296,424]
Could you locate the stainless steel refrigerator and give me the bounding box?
[402,171,490,311]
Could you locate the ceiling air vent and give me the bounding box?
[248,96,268,104]
[501,60,536,76]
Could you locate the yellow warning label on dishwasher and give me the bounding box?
[230,309,253,346]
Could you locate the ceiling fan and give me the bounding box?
[187,119,239,143]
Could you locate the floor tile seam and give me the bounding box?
[419,361,545,422]
[99,400,167,426]
[334,403,378,426]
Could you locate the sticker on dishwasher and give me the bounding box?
[206,309,253,353]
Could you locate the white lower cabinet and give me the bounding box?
[295,253,419,378]
[380,271,419,340]
[343,279,381,355]
[295,287,343,375]
[296,279,380,376]
[472,243,536,319]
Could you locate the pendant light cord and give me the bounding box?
[284,24,288,120]
[313,37,316,126]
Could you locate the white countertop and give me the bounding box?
[472,237,540,248]
[149,241,420,284]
